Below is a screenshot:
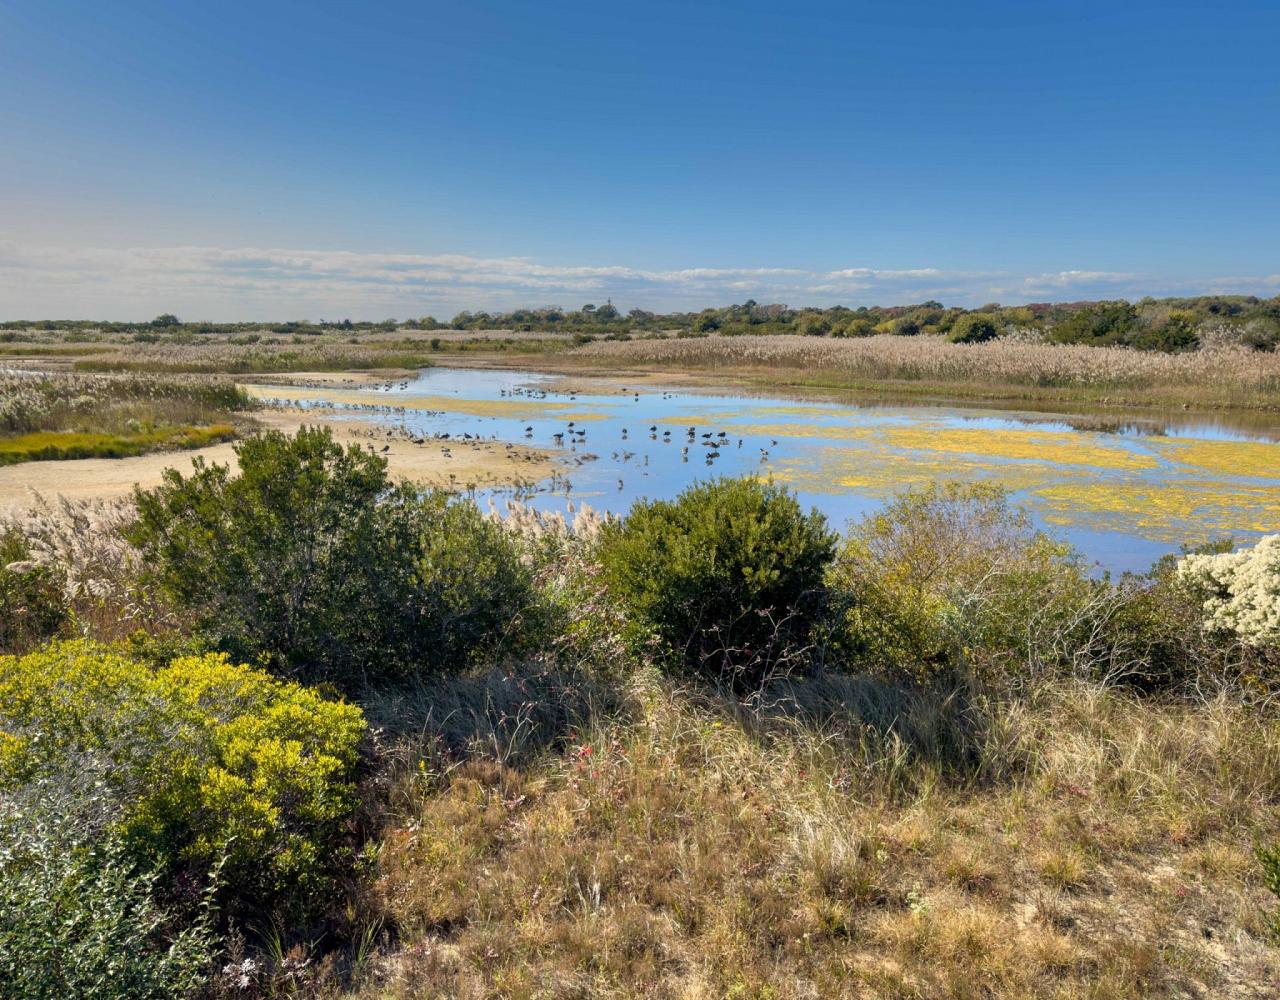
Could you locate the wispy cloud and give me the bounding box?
[0,241,1274,320]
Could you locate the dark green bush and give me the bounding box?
[1048,301,1138,346]
[409,491,536,671]
[129,426,532,685]
[598,478,835,684]
[1130,311,1200,352]
[946,313,1000,344]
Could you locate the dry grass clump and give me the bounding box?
[571,334,1280,407]
[351,672,1280,999]
[0,493,186,642]
[0,369,252,435]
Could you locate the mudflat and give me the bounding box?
[0,408,556,509]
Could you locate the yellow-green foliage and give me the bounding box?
[0,640,366,912]
[829,483,1096,681]
[0,423,236,465]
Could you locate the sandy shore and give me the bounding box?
[0,409,557,509]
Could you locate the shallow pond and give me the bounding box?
[251,366,1280,574]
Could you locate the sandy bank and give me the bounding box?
[0,409,557,509]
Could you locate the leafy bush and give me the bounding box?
[1130,311,1200,353]
[410,491,537,671]
[0,640,366,916]
[0,779,216,1000]
[827,484,1106,684]
[0,530,68,653]
[946,313,1000,344]
[598,478,835,684]
[1048,301,1138,347]
[130,426,534,685]
[1099,541,1280,697]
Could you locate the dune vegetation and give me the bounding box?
[2,427,1279,998]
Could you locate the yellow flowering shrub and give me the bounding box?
[0,640,366,914]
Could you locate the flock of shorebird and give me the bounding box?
[346,380,785,500]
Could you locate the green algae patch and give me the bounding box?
[723,422,880,443]
[1035,480,1280,542]
[882,426,1158,471]
[766,445,1086,498]
[1155,438,1280,480]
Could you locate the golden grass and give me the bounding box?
[566,334,1280,410]
[350,675,1280,998]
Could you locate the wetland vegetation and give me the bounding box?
[5,293,1280,411]
[0,370,252,465]
[2,298,1279,997]
[2,426,1280,998]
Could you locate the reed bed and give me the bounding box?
[72,342,439,374]
[572,334,1280,401]
[0,370,252,434]
[0,370,253,464]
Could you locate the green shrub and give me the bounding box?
[410,492,537,671]
[828,483,1099,684]
[0,781,216,1000]
[598,478,835,684]
[1048,301,1138,346]
[129,426,534,685]
[1130,311,1200,352]
[946,313,1000,344]
[0,530,67,653]
[0,640,367,917]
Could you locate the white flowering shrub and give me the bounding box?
[1177,536,1280,646]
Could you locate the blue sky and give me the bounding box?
[1,0,1277,319]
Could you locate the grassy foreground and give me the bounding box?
[349,670,1280,999]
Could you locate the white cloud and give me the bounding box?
[0,241,1274,320]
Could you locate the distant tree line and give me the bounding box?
[4,293,1280,352]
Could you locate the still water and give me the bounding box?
[254,365,1280,575]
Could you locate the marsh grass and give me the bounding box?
[0,424,236,464]
[568,334,1280,410]
[351,672,1280,998]
[0,370,253,464]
